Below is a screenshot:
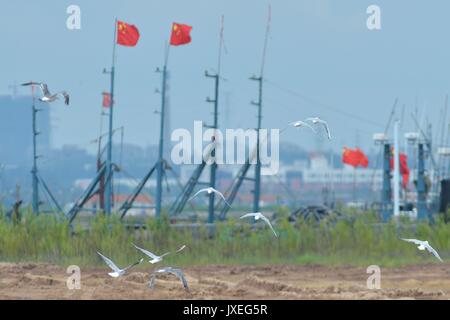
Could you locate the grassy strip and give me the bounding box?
[0,207,449,267]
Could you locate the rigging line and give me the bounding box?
[260,4,272,78]
[264,79,385,128]
[217,15,225,75]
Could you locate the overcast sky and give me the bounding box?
[1,0,449,154]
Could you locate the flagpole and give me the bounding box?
[105,18,117,215]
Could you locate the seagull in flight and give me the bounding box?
[21,81,69,105]
[189,187,231,207]
[133,244,186,264]
[240,212,278,237]
[306,117,331,140]
[401,238,443,262]
[149,267,190,292]
[97,251,143,278]
[282,120,317,134]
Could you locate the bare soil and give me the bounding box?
[1,262,449,299]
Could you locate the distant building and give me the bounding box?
[0,95,51,166]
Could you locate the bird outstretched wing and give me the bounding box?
[133,243,159,260]
[240,212,258,220]
[123,258,144,272]
[425,244,444,262]
[188,188,209,202]
[260,215,278,237]
[401,238,422,245]
[212,189,231,207]
[60,91,69,105]
[97,251,121,273]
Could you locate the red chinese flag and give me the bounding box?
[390,152,410,189]
[355,148,369,168]
[342,148,360,168]
[170,23,192,46]
[102,92,112,108]
[117,21,140,47]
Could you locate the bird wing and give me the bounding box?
[169,269,189,291]
[212,189,231,207]
[21,81,39,87]
[301,121,317,133]
[322,122,331,140]
[240,212,258,220]
[188,188,208,202]
[425,244,444,262]
[133,243,159,260]
[160,251,172,258]
[59,91,69,105]
[401,238,423,245]
[97,251,120,273]
[21,82,49,96]
[40,83,50,96]
[260,215,278,237]
[149,275,156,289]
[176,245,187,253]
[123,258,143,272]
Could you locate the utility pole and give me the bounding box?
[250,76,263,213]
[155,65,168,219]
[205,70,219,223]
[31,87,40,214]
[104,19,117,215]
[381,143,392,221]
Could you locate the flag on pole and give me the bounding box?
[117,20,140,47]
[355,148,369,168]
[342,147,369,168]
[390,151,410,189]
[170,23,192,46]
[102,92,112,108]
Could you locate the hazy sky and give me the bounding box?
[1,0,449,154]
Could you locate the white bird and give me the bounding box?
[240,212,278,237]
[306,117,331,140]
[21,82,69,105]
[97,251,143,278]
[189,187,231,207]
[133,243,172,264]
[149,267,190,292]
[283,120,317,134]
[401,238,443,262]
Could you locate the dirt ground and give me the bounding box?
[1,262,450,299]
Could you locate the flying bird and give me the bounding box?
[189,187,231,207]
[401,238,443,262]
[149,267,190,292]
[133,243,172,264]
[97,251,143,278]
[281,120,317,134]
[21,81,70,105]
[240,212,278,237]
[306,117,331,140]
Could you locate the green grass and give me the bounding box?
[0,206,449,267]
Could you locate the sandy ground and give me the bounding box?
[1,262,450,299]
